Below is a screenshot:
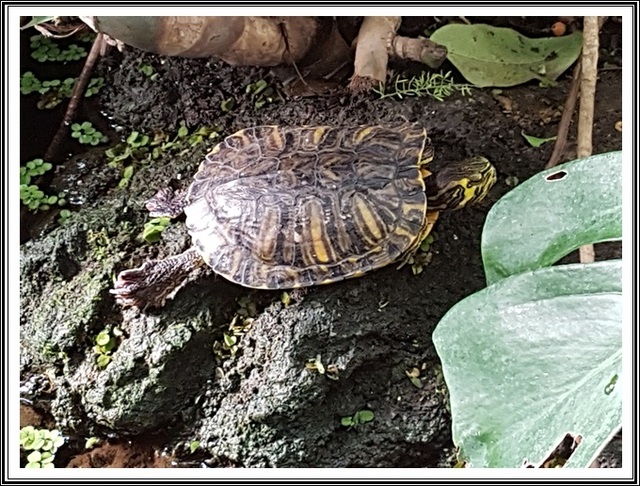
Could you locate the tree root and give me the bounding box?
[389,35,448,69]
[349,16,447,94]
[349,16,400,93]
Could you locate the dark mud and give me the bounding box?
[19,18,623,468]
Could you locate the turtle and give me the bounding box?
[111,124,497,308]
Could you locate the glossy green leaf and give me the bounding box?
[430,24,582,87]
[189,441,201,453]
[482,151,622,284]
[355,410,375,424]
[341,416,354,427]
[521,131,557,147]
[432,260,622,468]
[142,225,162,243]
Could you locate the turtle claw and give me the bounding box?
[111,264,172,309]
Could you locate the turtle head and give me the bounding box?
[425,156,497,211]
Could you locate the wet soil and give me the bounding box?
[19,17,623,469]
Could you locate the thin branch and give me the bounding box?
[44,33,106,162]
[547,17,608,170]
[576,16,601,263]
[545,60,581,169]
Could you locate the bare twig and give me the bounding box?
[545,60,581,169]
[547,17,608,170]
[44,33,106,162]
[577,18,600,158]
[576,16,601,263]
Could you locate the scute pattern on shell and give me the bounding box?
[183,124,432,288]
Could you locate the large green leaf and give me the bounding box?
[432,260,622,468]
[430,24,583,87]
[482,151,622,285]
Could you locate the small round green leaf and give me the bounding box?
[20,426,35,444]
[356,410,374,423]
[126,131,140,145]
[95,330,111,346]
[26,451,42,463]
[340,417,353,427]
[85,437,100,449]
[97,354,111,368]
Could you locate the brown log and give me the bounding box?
[83,16,320,66]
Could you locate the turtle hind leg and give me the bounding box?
[111,247,205,309]
[146,187,188,218]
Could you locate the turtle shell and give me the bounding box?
[183,124,434,289]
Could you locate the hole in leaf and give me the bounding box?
[546,170,567,181]
[523,433,583,468]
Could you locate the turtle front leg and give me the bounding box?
[111,247,205,308]
[146,187,188,218]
